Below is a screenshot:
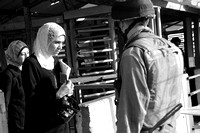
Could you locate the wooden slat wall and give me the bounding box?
[64,5,117,77]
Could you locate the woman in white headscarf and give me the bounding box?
[21,22,75,133]
[0,40,29,133]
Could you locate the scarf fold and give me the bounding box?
[124,24,153,49]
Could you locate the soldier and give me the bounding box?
[111,0,184,132]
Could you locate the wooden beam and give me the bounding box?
[63,22,73,70]
[0,91,8,133]
[194,18,200,68]
[0,9,16,15]
[68,19,79,76]
[0,0,45,24]
[81,59,113,65]
[183,17,193,68]
[71,73,116,84]
[0,16,63,32]
[23,0,33,52]
[0,34,7,71]
[152,0,200,15]
[108,16,117,73]
[75,84,114,90]
[64,5,111,20]
[152,0,168,7]
[155,6,162,37]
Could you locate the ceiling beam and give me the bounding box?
[0,0,47,24]
[75,0,114,6]
[152,0,200,15]
[64,5,111,19]
[0,9,16,15]
[0,16,63,32]
[0,9,24,24]
[23,0,33,51]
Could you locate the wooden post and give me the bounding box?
[183,17,194,69]
[69,19,79,76]
[155,6,162,37]
[194,17,200,68]
[108,16,117,73]
[64,21,73,71]
[23,0,33,53]
[0,34,7,71]
[193,17,200,105]
[0,90,8,133]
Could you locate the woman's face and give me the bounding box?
[18,47,29,65]
[48,35,65,56]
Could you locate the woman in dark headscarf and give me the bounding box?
[0,40,29,133]
[22,22,74,133]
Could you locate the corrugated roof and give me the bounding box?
[0,0,114,25]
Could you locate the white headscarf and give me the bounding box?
[33,22,66,70]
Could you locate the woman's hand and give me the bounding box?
[56,80,74,99]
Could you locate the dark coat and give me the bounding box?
[21,54,68,133]
[0,65,25,133]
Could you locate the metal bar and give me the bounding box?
[155,6,162,37]
[78,38,111,44]
[187,74,200,80]
[81,90,115,99]
[74,84,114,90]
[78,48,112,54]
[188,89,200,97]
[77,27,110,33]
[108,16,117,73]
[80,59,113,65]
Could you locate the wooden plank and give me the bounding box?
[23,0,33,52]
[77,45,107,50]
[193,18,200,68]
[78,65,111,71]
[152,0,168,7]
[76,34,107,41]
[69,19,79,76]
[75,84,114,90]
[181,105,200,116]
[64,5,111,20]
[108,16,117,73]
[63,23,73,71]
[75,24,108,30]
[78,38,111,44]
[78,48,112,54]
[70,73,116,84]
[81,90,115,99]
[80,59,113,65]
[77,27,110,33]
[81,69,114,77]
[0,34,7,71]
[57,54,65,58]
[77,55,108,60]
[85,80,115,85]
[76,94,116,133]
[152,0,200,14]
[176,74,193,133]
[183,17,193,68]
[0,90,8,133]
[0,16,63,31]
[76,17,108,22]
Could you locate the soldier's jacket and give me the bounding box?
[116,31,184,133]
